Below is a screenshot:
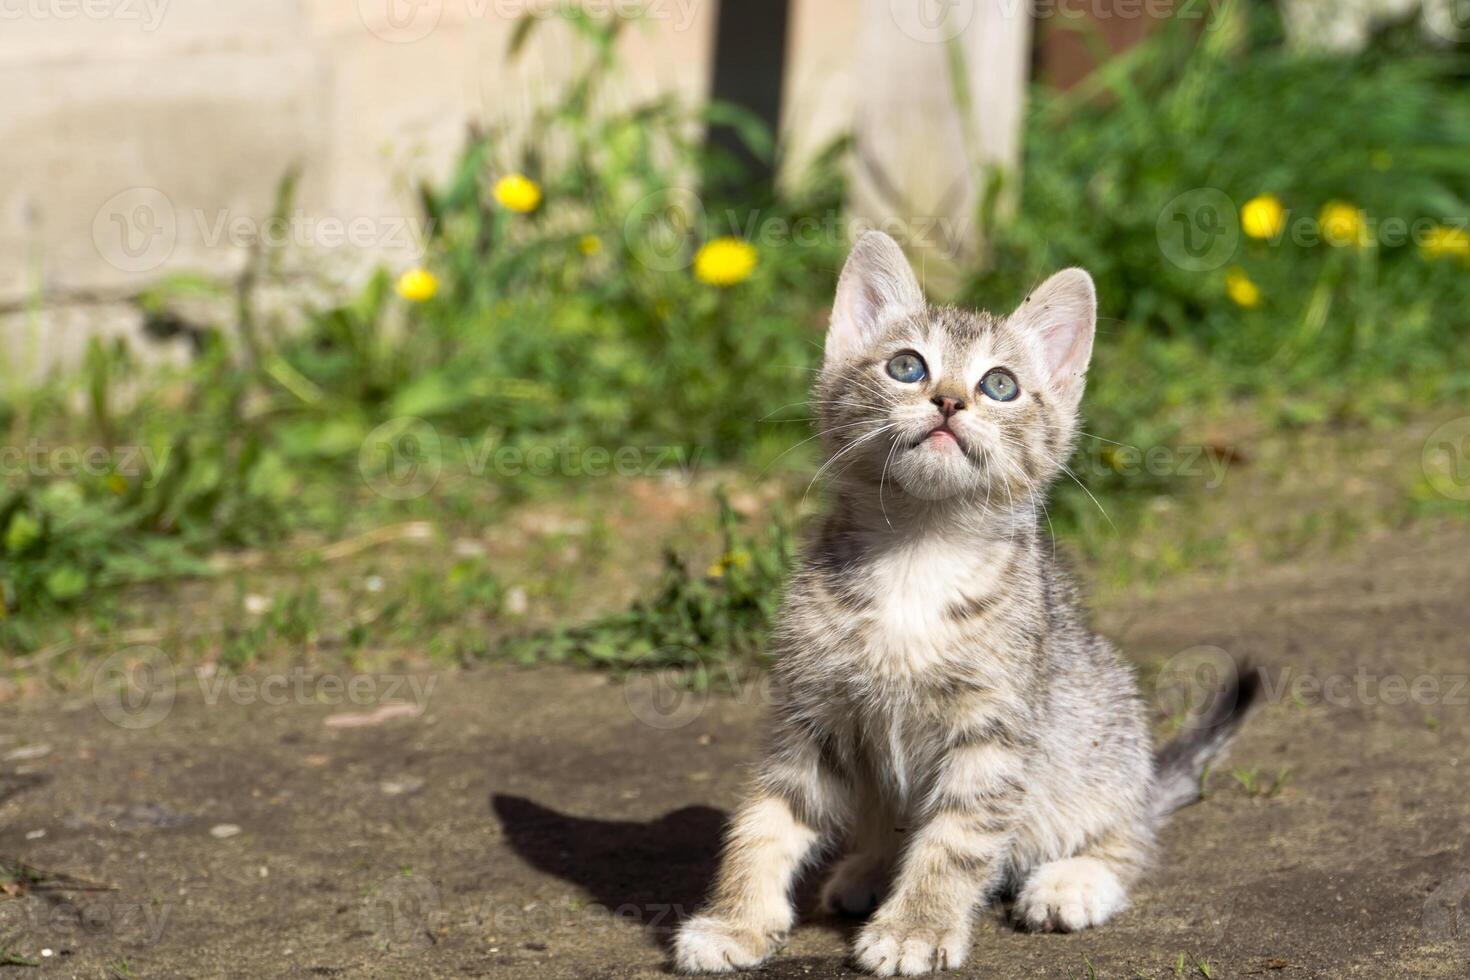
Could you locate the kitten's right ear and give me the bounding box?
[826,231,925,366]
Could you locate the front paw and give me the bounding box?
[673,915,785,974]
[1015,856,1127,933]
[851,913,969,976]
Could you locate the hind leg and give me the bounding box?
[1015,825,1149,933]
[820,785,900,917]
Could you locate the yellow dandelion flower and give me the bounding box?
[1225,267,1261,309]
[578,234,602,256]
[493,173,542,214]
[395,267,439,302]
[1319,201,1369,248]
[1240,194,1286,241]
[1420,224,1470,264]
[693,237,758,287]
[707,550,752,579]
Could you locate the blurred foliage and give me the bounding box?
[963,2,1470,531]
[503,491,791,673]
[2,5,1467,655]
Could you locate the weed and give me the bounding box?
[502,492,791,673]
[1231,766,1293,798]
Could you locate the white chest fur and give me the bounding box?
[852,532,1016,678]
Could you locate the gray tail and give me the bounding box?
[1151,663,1264,819]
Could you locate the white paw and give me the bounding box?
[1016,857,1127,933]
[672,915,781,974]
[852,916,968,975]
[821,856,891,917]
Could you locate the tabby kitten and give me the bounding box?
[672,232,1256,976]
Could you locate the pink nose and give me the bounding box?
[931,395,966,417]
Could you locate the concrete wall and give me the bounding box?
[0,1,1029,377]
[0,1,724,304]
[0,1,743,377]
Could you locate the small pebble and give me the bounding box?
[380,777,425,796]
[4,743,52,762]
[210,823,242,839]
[24,829,44,840]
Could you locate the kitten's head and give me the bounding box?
[816,231,1096,505]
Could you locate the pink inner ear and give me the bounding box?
[1043,319,1087,381]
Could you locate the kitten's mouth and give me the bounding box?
[916,421,963,450]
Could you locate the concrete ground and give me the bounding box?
[2,524,1468,978]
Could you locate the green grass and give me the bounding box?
[501,492,792,674]
[2,5,1468,662]
[1230,766,1293,799]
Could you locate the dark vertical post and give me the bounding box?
[706,0,792,199]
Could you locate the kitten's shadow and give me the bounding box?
[490,794,842,950]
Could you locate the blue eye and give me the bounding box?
[978,367,1020,402]
[886,352,927,383]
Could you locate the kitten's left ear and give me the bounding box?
[826,231,926,366]
[1010,268,1096,405]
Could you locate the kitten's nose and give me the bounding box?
[931,394,966,417]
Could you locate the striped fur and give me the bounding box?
[673,233,1253,976]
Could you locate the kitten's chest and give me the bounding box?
[843,535,1017,675]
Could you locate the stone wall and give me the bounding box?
[3,1,732,377]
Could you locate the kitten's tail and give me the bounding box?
[1150,663,1264,819]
